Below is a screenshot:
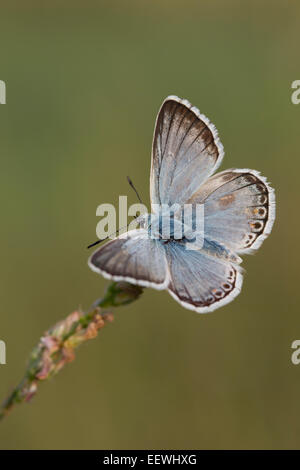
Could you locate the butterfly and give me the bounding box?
[89,96,275,313]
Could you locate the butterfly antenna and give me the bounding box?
[87,224,129,249]
[127,176,143,204]
[87,177,142,249]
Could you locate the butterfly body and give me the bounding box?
[140,211,194,242]
[89,96,275,313]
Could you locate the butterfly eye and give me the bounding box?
[255,183,266,193]
[258,194,268,204]
[258,207,267,217]
[205,295,215,304]
[244,233,256,247]
[222,283,232,292]
[250,220,264,232]
[244,174,257,184]
[252,207,267,218]
[227,270,235,283]
[212,289,225,299]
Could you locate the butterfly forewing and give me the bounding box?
[89,229,168,289]
[150,96,224,208]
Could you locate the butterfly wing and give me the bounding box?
[89,96,275,314]
[88,229,168,289]
[164,241,243,313]
[185,169,275,253]
[150,95,224,208]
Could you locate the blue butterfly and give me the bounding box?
[89,96,275,313]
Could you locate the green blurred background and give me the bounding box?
[0,0,299,449]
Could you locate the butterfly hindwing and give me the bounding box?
[164,241,243,313]
[185,169,275,253]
